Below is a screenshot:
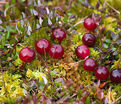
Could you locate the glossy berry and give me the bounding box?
[110,69,121,83]
[19,47,35,63]
[95,66,109,80]
[83,58,97,71]
[52,28,66,43]
[35,39,50,54]
[49,44,64,59]
[82,33,96,47]
[75,45,90,59]
[84,18,97,31]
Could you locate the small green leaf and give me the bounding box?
[85,97,91,104]
[103,43,109,48]
[105,39,111,44]
[67,13,72,16]
[10,29,17,32]
[63,16,68,22]
[42,17,48,26]
[51,17,56,24]
[5,31,10,40]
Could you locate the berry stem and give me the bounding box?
[69,60,83,66]
[97,26,103,51]
[96,26,105,65]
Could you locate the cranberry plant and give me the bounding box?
[0,0,121,103]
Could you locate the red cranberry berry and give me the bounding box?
[95,66,109,80]
[110,69,121,83]
[35,39,50,54]
[19,47,35,63]
[49,44,64,59]
[84,18,97,31]
[75,45,90,59]
[52,28,66,43]
[83,58,97,71]
[82,33,96,47]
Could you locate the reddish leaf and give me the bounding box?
[99,82,107,88]
[32,92,37,104]
[66,80,73,87]
[22,95,29,104]
[81,91,90,103]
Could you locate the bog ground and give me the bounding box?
[0,0,121,104]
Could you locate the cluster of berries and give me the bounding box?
[19,28,66,62]
[19,17,121,83]
[78,17,121,83]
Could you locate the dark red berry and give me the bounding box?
[49,44,64,59]
[52,28,66,43]
[75,45,90,59]
[95,66,109,80]
[83,58,97,71]
[84,18,97,31]
[19,47,35,63]
[110,69,121,83]
[35,39,50,54]
[82,33,96,47]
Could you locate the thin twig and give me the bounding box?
[67,19,85,32]
[115,96,121,103]
[106,2,120,15]
[0,1,8,4]
[4,4,16,17]
[1,15,33,25]
[66,0,74,10]
[56,95,70,104]
[69,60,83,66]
